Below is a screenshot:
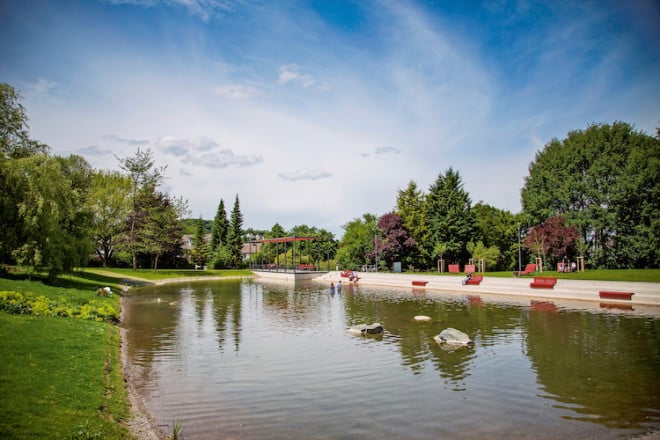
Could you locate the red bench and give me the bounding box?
[340,270,352,277]
[530,276,556,288]
[515,263,537,277]
[448,264,460,273]
[465,275,483,285]
[297,264,315,271]
[412,280,428,287]
[599,291,634,300]
[464,264,476,274]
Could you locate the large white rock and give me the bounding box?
[434,327,472,346]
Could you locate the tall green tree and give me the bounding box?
[226,194,244,267]
[116,147,166,269]
[88,170,132,266]
[396,180,429,268]
[0,83,49,159]
[210,198,228,252]
[426,168,476,265]
[191,216,210,268]
[521,122,659,268]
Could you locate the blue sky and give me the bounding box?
[1,0,659,236]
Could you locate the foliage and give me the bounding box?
[227,194,244,267]
[0,83,49,159]
[1,154,95,277]
[191,216,210,267]
[466,241,501,271]
[88,170,132,267]
[523,215,579,268]
[0,290,118,322]
[210,198,229,252]
[472,202,520,270]
[396,180,429,268]
[134,189,187,269]
[426,168,476,264]
[374,212,417,270]
[336,213,377,270]
[521,122,659,268]
[115,147,167,269]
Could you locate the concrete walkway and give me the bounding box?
[313,271,660,312]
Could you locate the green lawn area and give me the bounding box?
[0,313,131,439]
[82,267,253,282]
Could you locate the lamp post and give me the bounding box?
[517,222,522,273]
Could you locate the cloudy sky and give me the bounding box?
[1,0,658,236]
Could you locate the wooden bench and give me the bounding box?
[448,264,460,273]
[530,276,557,288]
[412,280,428,287]
[599,291,634,300]
[465,275,483,285]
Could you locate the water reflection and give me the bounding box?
[122,280,660,439]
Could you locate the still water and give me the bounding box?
[121,280,660,439]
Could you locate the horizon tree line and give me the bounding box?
[1,82,657,276]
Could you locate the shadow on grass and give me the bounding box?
[0,267,147,291]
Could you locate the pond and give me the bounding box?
[121,280,660,439]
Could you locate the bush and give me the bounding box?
[0,290,117,322]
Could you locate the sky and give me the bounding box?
[1,0,659,237]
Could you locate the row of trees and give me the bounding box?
[2,81,657,275]
[335,122,658,271]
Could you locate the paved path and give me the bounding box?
[313,271,660,313]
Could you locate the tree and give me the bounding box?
[467,241,501,272]
[0,83,49,159]
[396,180,429,268]
[426,168,476,265]
[523,215,579,269]
[3,154,94,277]
[336,213,377,270]
[116,148,166,269]
[521,122,659,268]
[132,188,187,270]
[472,202,519,270]
[88,170,132,266]
[374,212,417,270]
[210,198,228,252]
[226,194,244,267]
[191,216,210,268]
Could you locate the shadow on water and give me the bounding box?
[122,279,660,439]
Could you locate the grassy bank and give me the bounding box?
[0,274,130,439]
[0,267,252,439]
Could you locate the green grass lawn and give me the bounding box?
[0,313,130,439]
[82,267,253,282]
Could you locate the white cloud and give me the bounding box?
[212,84,259,99]
[278,169,333,182]
[156,136,263,169]
[277,64,316,88]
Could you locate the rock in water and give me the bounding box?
[348,323,384,335]
[414,315,432,322]
[434,327,472,346]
